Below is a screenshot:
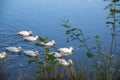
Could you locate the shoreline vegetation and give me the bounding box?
[0,0,120,80]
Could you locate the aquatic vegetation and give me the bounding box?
[60,0,120,80]
[29,36,75,80]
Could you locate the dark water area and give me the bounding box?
[0,0,112,79]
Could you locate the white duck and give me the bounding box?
[57,47,74,54]
[0,52,7,59]
[41,40,56,47]
[24,50,39,57]
[23,36,39,42]
[48,52,64,58]
[6,47,22,53]
[56,59,73,66]
[17,31,32,36]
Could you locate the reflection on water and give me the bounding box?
[0,0,109,80]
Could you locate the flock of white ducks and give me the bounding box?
[48,47,74,66]
[0,30,74,66]
[17,31,39,42]
[48,47,74,58]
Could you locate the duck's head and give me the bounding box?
[29,31,32,36]
[51,40,56,45]
[35,51,39,56]
[68,59,73,65]
[18,47,22,51]
[70,47,74,52]
[35,51,39,54]
[2,52,7,55]
[35,36,39,40]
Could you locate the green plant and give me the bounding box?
[60,0,120,79]
[28,36,59,80]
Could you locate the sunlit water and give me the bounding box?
[0,0,110,79]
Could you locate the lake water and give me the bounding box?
[0,0,109,79]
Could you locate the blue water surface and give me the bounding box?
[0,0,110,79]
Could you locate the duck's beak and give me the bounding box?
[54,43,56,46]
[72,49,74,52]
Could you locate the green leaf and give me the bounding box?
[28,59,37,64]
[38,36,44,41]
[45,67,53,73]
[44,37,48,43]
[39,61,43,65]
[53,60,59,64]
[62,24,71,29]
[45,48,50,53]
[75,33,81,37]
[38,36,49,43]
[95,35,100,39]
[59,18,69,23]
[112,0,119,2]
[47,54,56,61]
[106,21,114,24]
[35,43,44,47]
[36,71,40,74]
[87,53,94,58]
[71,28,78,31]
[116,10,120,13]
[66,30,71,34]
[110,9,116,15]
[78,45,83,49]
